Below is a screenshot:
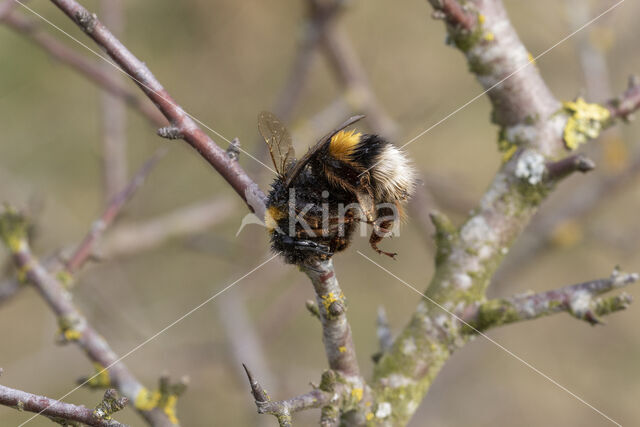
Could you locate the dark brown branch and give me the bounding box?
[65,148,167,273]
[0,383,128,427]
[0,209,176,426]
[464,268,638,329]
[0,11,167,127]
[47,0,266,215]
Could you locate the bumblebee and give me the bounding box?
[259,111,416,265]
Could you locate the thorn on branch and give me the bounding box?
[546,154,596,181]
[157,125,183,140]
[226,137,241,160]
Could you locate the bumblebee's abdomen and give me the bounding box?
[354,135,416,202]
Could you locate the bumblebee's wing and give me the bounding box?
[284,114,365,188]
[258,111,296,176]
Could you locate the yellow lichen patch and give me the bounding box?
[338,346,346,353]
[562,97,610,150]
[56,270,75,289]
[483,32,494,42]
[527,52,536,64]
[477,14,485,25]
[351,388,363,402]
[87,362,111,388]
[63,329,82,341]
[320,291,344,315]
[134,387,180,425]
[162,395,179,425]
[550,219,583,248]
[366,412,374,421]
[328,130,362,162]
[134,388,159,411]
[501,145,518,163]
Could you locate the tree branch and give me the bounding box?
[0,382,128,427]
[606,75,640,121]
[46,0,266,214]
[0,209,178,427]
[303,260,360,378]
[243,364,333,427]
[369,1,638,424]
[463,268,638,329]
[64,148,167,274]
[99,0,127,202]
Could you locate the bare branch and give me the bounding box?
[312,0,396,138]
[0,208,178,426]
[463,268,638,329]
[243,364,340,427]
[47,0,266,215]
[0,383,128,427]
[606,75,640,121]
[0,11,167,127]
[545,154,595,181]
[429,0,476,30]
[65,148,167,274]
[303,260,359,377]
[99,0,127,202]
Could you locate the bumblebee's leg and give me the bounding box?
[369,218,397,259]
[281,235,332,256]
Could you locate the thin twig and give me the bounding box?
[0,209,177,426]
[65,148,167,273]
[464,268,638,329]
[99,0,127,202]
[0,383,128,427]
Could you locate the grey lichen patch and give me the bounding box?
[74,10,98,34]
[515,149,546,185]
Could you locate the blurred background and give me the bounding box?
[1,0,639,425]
